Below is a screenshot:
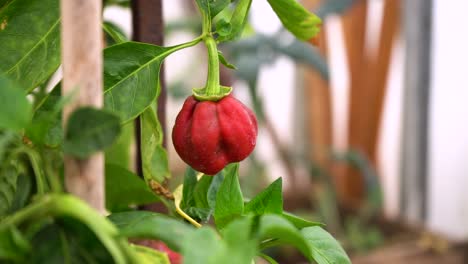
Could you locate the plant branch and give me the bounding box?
[0,194,129,264]
[204,36,221,95]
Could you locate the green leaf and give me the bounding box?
[64,107,121,159]
[258,214,310,260]
[181,170,224,223]
[182,217,257,264]
[214,163,244,229]
[195,0,209,15]
[0,76,32,130]
[220,217,257,264]
[186,175,214,222]
[209,0,230,18]
[0,131,16,162]
[266,0,321,41]
[26,83,62,147]
[154,146,170,178]
[180,174,214,223]
[193,175,213,209]
[271,35,329,80]
[258,215,344,263]
[181,167,198,209]
[105,121,134,169]
[29,224,78,264]
[215,19,231,37]
[0,0,60,92]
[0,226,30,262]
[103,21,127,45]
[207,171,224,209]
[0,194,128,263]
[103,42,168,123]
[217,0,252,41]
[218,51,237,69]
[245,177,283,215]
[0,165,18,216]
[0,0,9,9]
[282,211,323,229]
[105,164,158,211]
[58,218,116,263]
[131,244,170,264]
[7,171,33,214]
[301,226,351,264]
[140,105,170,183]
[108,211,193,252]
[29,221,114,264]
[182,227,223,264]
[185,207,212,223]
[195,0,229,19]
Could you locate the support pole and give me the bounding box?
[400,0,432,223]
[341,0,369,207]
[132,0,166,177]
[61,0,104,212]
[342,0,400,208]
[132,0,168,214]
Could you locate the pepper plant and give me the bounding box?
[0,0,351,263]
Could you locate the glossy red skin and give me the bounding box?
[172,95,258,175]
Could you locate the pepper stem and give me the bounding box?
[192,4,232,101]
[204,36,221,96]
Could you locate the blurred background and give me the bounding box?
[104,0,468,262]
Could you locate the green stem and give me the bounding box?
[44,158,63,193]
[59,229,72,264]
[201,8,211,35]
[24,148,62,194]
[259,238,283,250]
[193,2,225,99]
[258,253,279,264]
[0,195,51,228]
[204,36,221,95]
[0,194,128,264]
[7,146,48,194]
[167,35,204,55]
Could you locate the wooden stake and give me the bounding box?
[341,0,369,207]
[364,0,400,162]
[132,0,166,140]
[61,0,104,212]
[131,0,169,214]
[131,0,166,177]
[341,0,400,208]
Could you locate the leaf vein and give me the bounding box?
[5,19,60,75]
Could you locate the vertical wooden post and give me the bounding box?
[342,0,400,208]
[341,0,369,207]
[131,0,166,177]
[61,0,104,211]
[132,0,166,139]
[364,0,400,162]
[400,0,432,223]
[131,0,168,213]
